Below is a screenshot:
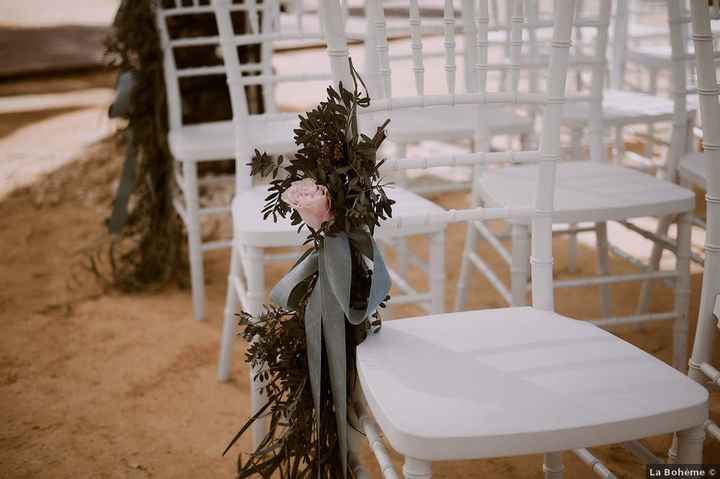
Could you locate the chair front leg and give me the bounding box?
[675,424,706,464]
[218,243,240,382]
[637,215,672,314]
[543,452,564,479]
[595,221,612,317]
[511,222,530,306]
[429,231,446,314]
[455,221,478,311]
[672,213,692,371]
[403,457,431,479]
[183,160,205,321]
[244,245,269,448]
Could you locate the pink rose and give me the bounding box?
[282,178,333,231]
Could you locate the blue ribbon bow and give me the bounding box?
[270,232,390,477]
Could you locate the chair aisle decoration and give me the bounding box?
[224,62,394,477]
[215,0,449,394]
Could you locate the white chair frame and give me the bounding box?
[156,0,282,321]
[455,0,696,372]
[320,1,708,476]
[681,0,720,449]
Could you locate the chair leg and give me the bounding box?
[637,215,672,314]
[245,246,269,448]
[566,127,581,274]
[567,223,579,274]
[675,425,705,464]
[403,457,431,479]
[218,243,240,382]
[667,434,679,464]
[614,126,625,166]
[429,231,445,314]
[511,222,530,307]
[595,222,612,318]
[183,160,205,321]
[672,213,692,371]
[455,221,478,311]
[543,452,564,479]
[395,142,410,277]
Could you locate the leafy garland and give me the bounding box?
[102,0,263,291]
[226,61,392,478]
[103,0,185,291]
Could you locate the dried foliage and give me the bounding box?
[253,60,394,240]
[227,306,366,478]
[228,63,390,478]
[102,0,185,290]
[102,0,263,291]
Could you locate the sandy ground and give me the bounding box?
[1,132,719,478]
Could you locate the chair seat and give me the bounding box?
[380,106,534,144]
[561,89,697,127]
[232,184,446,247]
[679,152,707,190]
[357,307,708,461]
[478,161,695,224]
[168,115,300,162]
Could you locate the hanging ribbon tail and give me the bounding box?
[319,254,348,478]
[107,129,138,235]
[322,234,352,318]
[348,237,391,325]
[303,286,323,450]
[271,251,319,310]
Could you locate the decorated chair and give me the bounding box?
[455,0,697,372]
[157,0,364,321]
[317,0,709,475]
[212,0,457,445]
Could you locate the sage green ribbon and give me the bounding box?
[270,232,390,477]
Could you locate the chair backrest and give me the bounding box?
[155,0,269,130]
[362,0,518,99]
[212,0,336,192]
[665,0,693,183]
[687,1,720,379]
[320,0,579,311]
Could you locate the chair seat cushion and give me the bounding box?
[561,89,697,127]
[478,161,695,223]
[357,307,708,460]
[679,152,707,190]
[232,184,446,246]
[169,107,533,163]
[168,115,300,162]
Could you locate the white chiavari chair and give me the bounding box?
[212,0,454,445]
[318,0,708,475]
[156,0,306,321]
[365,0,535,197]
[455,0,697,372]
[667,0,720,458]
[157,0,362,322]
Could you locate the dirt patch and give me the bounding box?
[0,137,719,478]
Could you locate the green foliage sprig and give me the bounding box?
[252,60,394,239]
[228,61,391,478]
[227,306,355,478]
